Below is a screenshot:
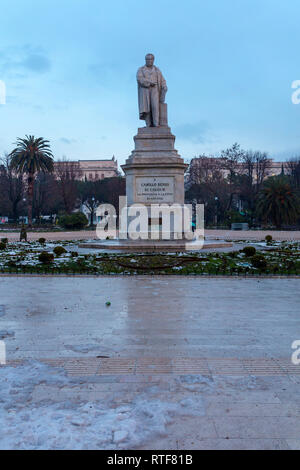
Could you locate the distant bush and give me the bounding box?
[58,212,88,230]
[265,235,273,243]
[7,260,17,267]
[70,251,78,257]
[228,251,238,258]
[1,238,8,244]
[0,242,6,250]
[38,237,46,244]
[53,246,67,257]
[226,210,247,224]
[242,246,256,257]
[38,251,54,264]
[251,254,267,270]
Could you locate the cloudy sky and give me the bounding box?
[0,0,300,165]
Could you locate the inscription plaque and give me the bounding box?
[135,176,174,203]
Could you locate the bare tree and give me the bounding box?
[186,156,232,224]
[220,143,245,210]
[240,151,271,220]
[221,143,245,177]
[187,155,225,186]
[286,157,300,189]
[76,180,99,226]
[55,157,82,214]
[185,147,272,225]
[96,176,126,215]
[254,151,272,190]
[0,154,25,221]
[242,150,271,189]
[33,172,59,222]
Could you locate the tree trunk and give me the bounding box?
[90,209,94,227]
[27,174,34,227]
[12,200,19,223]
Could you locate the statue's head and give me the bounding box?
[145,53,154,67]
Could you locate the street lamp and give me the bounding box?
[91,197,95,227]
[214,196,218,227]
[22,198,27,225]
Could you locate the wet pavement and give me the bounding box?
[2,229,300,241]
[0,276,300,449]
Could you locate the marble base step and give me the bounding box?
[78,239,233,252]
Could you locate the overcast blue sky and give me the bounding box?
[0,0,299,165]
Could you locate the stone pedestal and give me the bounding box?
[121,126,188,239]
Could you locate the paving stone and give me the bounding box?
[207,358,246,375]
[166,416,218,439]
[177,438,290,450]
[242,358,287,376]
[136,357,172,374]
[204,392,281,404]
[214,416,300,439]
[206,402,300,417]
[96,358,136,374]
[286,439,300,450]
[172,358,210,375]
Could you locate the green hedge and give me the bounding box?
[58,212,88,230]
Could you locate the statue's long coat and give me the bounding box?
[136,66,167,120]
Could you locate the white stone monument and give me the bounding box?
[79,54,232,250]
[121,53,187,239]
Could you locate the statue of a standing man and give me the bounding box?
[137,54,168,127]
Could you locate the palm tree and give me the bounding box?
[256,176,300,228]
[9,135,54,227]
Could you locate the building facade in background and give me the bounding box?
[54,157,119,181]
